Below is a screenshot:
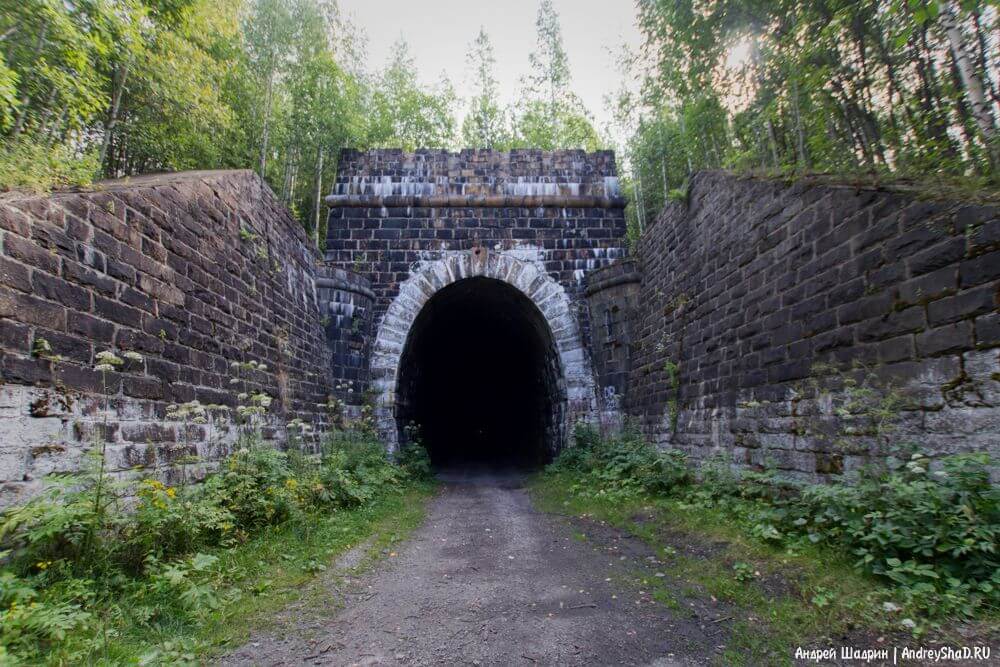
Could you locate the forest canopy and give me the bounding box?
[0,0,602,241]
[2,0,998,241]
[615,0,1000,230]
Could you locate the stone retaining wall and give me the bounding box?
[625,172,1000,480]
[0,171,334,505]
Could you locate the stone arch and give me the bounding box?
[371,248,597,453]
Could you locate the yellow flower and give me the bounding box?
[285,478,298,490]
[166,487,176,498]
[36,561,50,570]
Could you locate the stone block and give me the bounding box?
[927,285,995,326]
[916,321,973,357]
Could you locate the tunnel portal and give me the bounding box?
[395,277,563,469]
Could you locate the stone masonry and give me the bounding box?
[615,172,1000,481]
[2,154,998,505]
[0,171,334,505]
[324,149,631,448]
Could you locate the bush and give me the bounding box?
[0,423,418,663]
[0,139,98,192]
[549,423,1000,618]
[550,423,691,500]
[396,425,433,480]
[771,453,1000,615]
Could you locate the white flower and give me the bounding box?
[900,618,916,630]
[95,350,123,365]
[229,378,239,385]
[258,364,268,372]
[94,363,115,372]
[237,393,248,401]
[123,351,143,362]
[882,602,900,613]
[230,361,240,369]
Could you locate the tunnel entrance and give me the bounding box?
[395,277,564,469]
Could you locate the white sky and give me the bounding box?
[339,0,643,140]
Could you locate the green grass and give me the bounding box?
[85,481,435,664]
[531,470,895,666]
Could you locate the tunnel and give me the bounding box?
[395,277,564,469]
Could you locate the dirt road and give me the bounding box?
[221,470,726,665]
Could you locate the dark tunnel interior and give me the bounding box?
[396,277,562,469]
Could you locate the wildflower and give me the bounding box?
[258,364,268,372]
[900,618,916,630]
[36,561,51,570]
[229,378,239,385]
[285,478,298,489]
[237,393,248,401]
[230,361,240,369]
[95,350,123,365]
[123,351,143,362]
[94,363,115,372]
[166,487,176,498]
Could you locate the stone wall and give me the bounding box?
[0,171,334,505]
[626,172,1000,480]
[584,259,641,432]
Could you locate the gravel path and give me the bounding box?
[220,469,724,666]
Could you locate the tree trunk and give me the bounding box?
[258,68,275,177]
[949,55,979,160]
[791,77,808,168]
[313,146,324,248]
[10,20,48,138]
[970,7,999,108]
[940,0,999,168]
[766,119,780,168]
[98,60,130,176]
[634,162,646,233]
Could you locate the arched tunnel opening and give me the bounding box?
[396,276,564,469]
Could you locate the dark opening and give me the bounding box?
[396,277,562,469]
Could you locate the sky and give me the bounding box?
[339,0,644,139]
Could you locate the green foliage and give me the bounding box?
[0,572,94,665]
[461,28,512,149]
[549,423,691,501]
[0,139,98,191]
[364,39,457,151]
[396,425,433,481]
[0,413,421,663]
[616,0,1000,225]
[547,423,1000,622]
[511,0,603,150]
[769,452,1000,617]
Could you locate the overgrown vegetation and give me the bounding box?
[0,0,603,232]
[546,422,999,635]
[0,349,433,664]
[610,0,1000,234]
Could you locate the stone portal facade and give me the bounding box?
[323,149,630,449]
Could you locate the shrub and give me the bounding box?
[549,423,1000,618]
[204,447,298,533]
[772,452,1000,615]
[550,423,691,500]
[0,139,98,192]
